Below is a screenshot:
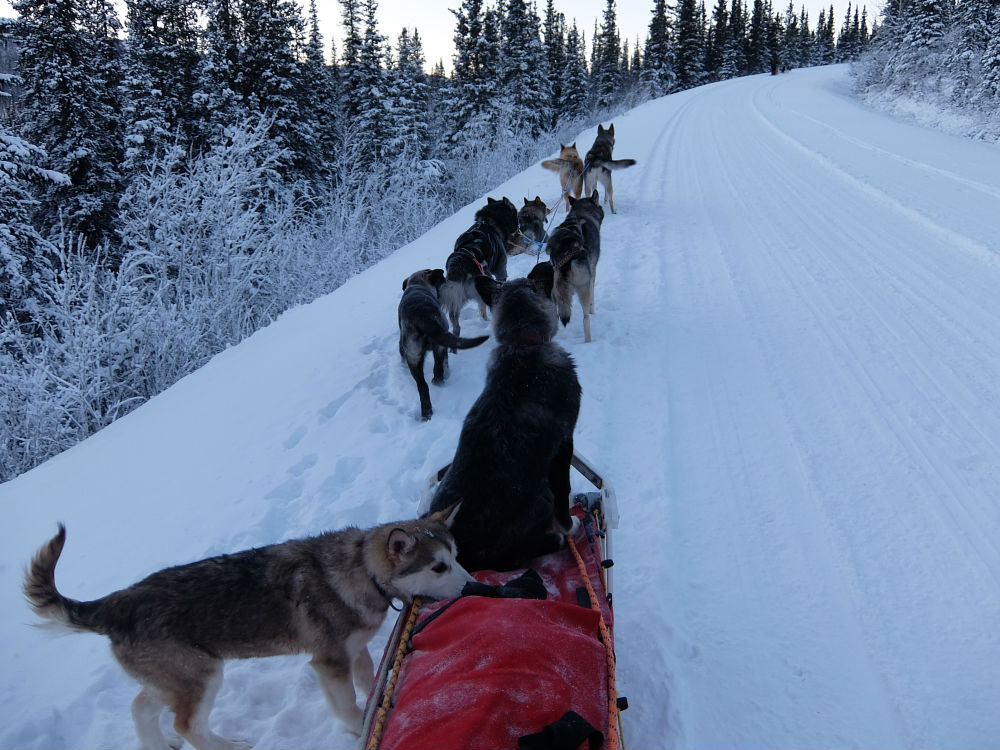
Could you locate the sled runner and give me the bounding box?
[362,451,624,750]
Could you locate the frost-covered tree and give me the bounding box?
[499,0,551,137]
[387,28,431,160]
[193,0,242,146]
[13,0,124,249]
[643,0,676,95]
[723,0,748,76]
[121,0,200,172]
[675,0,707,88]
[746,0,769,71]
[0,122,67,332]
[542,0,566,128]
[593,0,622,108]
[559,21,589,123]
[444,0,499,159]
[705,0,730,78]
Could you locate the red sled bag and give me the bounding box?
[363,453,624,750]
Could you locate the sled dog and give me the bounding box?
[509,196,550,255]
[399,269,489,420]
[427,262,582,571]
[541,143,585,210]
[583,123,636,214]
[23,510,472,749]
[439,197,518,338]
[546,190,605,343]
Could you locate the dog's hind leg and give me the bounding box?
[578,281,594,343]
[431,345,449,385]
[311,653,364,736]
[132,688,180,750]
[407,355,433,420]
[172,663,252,750]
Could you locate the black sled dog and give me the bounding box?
[546,190,605,343]
[23,510,472,749]
[399,269,489,420]
[583,123,637,214]
[427,262,582,571]
[439,197,518,337]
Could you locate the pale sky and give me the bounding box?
[1,0,862,72]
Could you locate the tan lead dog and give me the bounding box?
[541,143,585,210]
[24,508,471,750]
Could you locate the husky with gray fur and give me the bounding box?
[439,197,518,337]
[399,269,489,421]
[583,123,636,214]
[546,189,605,343]
[24,510,471,750]
[427,263,582,571]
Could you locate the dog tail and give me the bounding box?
[602,158,637,171]
[435,332,489,351]
[24,524,108,635]
[541,158,574,172]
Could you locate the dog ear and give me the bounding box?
[570,142,575,148]
[590,189,600,203]
[523,197,530,205]
[387,528,416,561]
[533,195,542,204]
[474,275,500,309]
[487,197,497,205]
[568,194,577,207]
[608,123,615,136]
[402,276,410,291]
[528,261,555,298]
[428,501,462,528]
[428,269,446,288]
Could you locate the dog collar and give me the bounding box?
[371,575,403,612]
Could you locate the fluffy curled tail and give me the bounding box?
[542,158,576,172]
[24,524,104,634]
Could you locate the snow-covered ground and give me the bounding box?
[3,63,1000,749]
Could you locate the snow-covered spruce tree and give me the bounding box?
[499,0,551,138]
[387,28,432,161]
[973,8,1000,134]
[192,0,243,148]
[643,0,676,95]
[0,121,67,333]
[443,0,498,173]
[765,3,784,72]
[814,5,836,63]
[542,0,566,130]
[235,0,327,181]
[120,0,200,173]
[943,0,997,101]
[298,0,338,184]
[782,1,802,68]
[593,0,622,109]
[705,0,729,79]
[675,0,707,89]
[13,0,124,251]
[558,21,589,124]
[723,0,748,76]
[746,0,768,72]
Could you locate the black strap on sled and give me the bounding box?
[518,710,604,750]
[408,568,548,640]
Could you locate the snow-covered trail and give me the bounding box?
[2,65,1000,750]
[591,66,1000,748]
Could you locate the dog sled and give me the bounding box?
[362,451,625,750]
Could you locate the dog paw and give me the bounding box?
[165,733,184,750]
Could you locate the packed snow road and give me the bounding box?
[2,64,999,749]
[597,64,1000,748]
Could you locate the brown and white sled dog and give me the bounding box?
[541,143,585,210]
[23,510,472,750]
[426,263,582,572]
[439,197,518,338]
[399,269,489,421]
[508,196,549,255]
[583,123,636,214]
[546,190,605,343]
